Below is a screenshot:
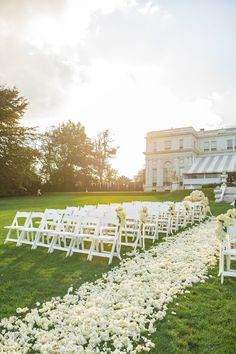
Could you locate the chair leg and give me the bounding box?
[68,238,75,256]
[48,235,57,253]
[226,255,231,271]
[108,240,117,264]
[221,273,224,285]
[32,231,41,249]
[88,240,95,261]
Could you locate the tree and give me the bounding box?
[93,130,118,183]
[116,175,131,184]
[0,85,40,196]
[41,121,93,191]
[134,168,145,185]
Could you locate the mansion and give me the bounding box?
[144,126,236,191]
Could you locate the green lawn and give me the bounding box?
[0,190,235,354]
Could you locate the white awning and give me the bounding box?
[185,154,236,174]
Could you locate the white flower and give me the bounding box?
[0,221,218,353]
[67,286,73,295]
[16,307,29,314]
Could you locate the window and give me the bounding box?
[164,141,171,150]
[211,141,217,151]
[152,168,157,182]
[204,141,209,151]
[179,139,183,149]
[179,158,184,166]
[163,161,172,185]
[227,139,233,150]
[179,168,184,182]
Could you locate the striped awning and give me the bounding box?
[186,154,236,174]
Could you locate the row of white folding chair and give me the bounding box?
[20,211,62,247]
[3,207,168,253]
[5,212,121,264]
[5,210,74,247]
[47,216,100,256]
[5,211,53,246]
[38,215,121,264]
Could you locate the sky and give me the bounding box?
[0,0,236,177]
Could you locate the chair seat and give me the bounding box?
[93,235,114,241]
[224,249,236,255]
[4,225,26,230]
[144,223,156,227]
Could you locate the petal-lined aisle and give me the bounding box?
[0,221,218,354]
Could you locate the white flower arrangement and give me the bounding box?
[183,201,191,217]
[226,208,236,219]
[168,202,176,217]
[215,208,236,241]
[0,222,218,354]
[184,190,207,203]
[184,190,211,215]
[115,206,126,227]
[139,206,148,224]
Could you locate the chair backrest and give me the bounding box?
[37,211,62,230]
[66,206,80,213]
[227,219,236,236]
[99,217,119,236]
[27,212,45,228]
[78,216,100,235]
[60,214,81,231]
[11,211,32,227]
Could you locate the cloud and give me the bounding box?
[0,0,236,176]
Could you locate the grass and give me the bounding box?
[0,189,235,353]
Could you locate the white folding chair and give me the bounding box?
[141,213,159,248]
[157,211,171,236]
[31,212,62,249]
[16,212,48,246]
[119,208,141,249]
[88,217,121,264]
[4,212,32,244]
[69,217,101,257]
[220,220,236,284]
[177,206,187,229]
[192,203,203,223]
[48,215,82,255]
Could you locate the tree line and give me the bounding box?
[0,85,144,196]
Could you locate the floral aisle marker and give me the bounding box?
[184,190,212,216]
[168,202,176,217]
[215,208,236,277]
[115,206,126,227]
[0,221,218,354]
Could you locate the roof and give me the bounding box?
[146,126,236,139]
[185,154,236,174]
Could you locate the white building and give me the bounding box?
[144,126,236,191]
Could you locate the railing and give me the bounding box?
[214,184,227,202]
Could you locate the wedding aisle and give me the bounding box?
[0,221,218,354]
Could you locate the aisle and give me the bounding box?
[0,221,218,354]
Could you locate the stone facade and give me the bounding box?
[144,126,236,191]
